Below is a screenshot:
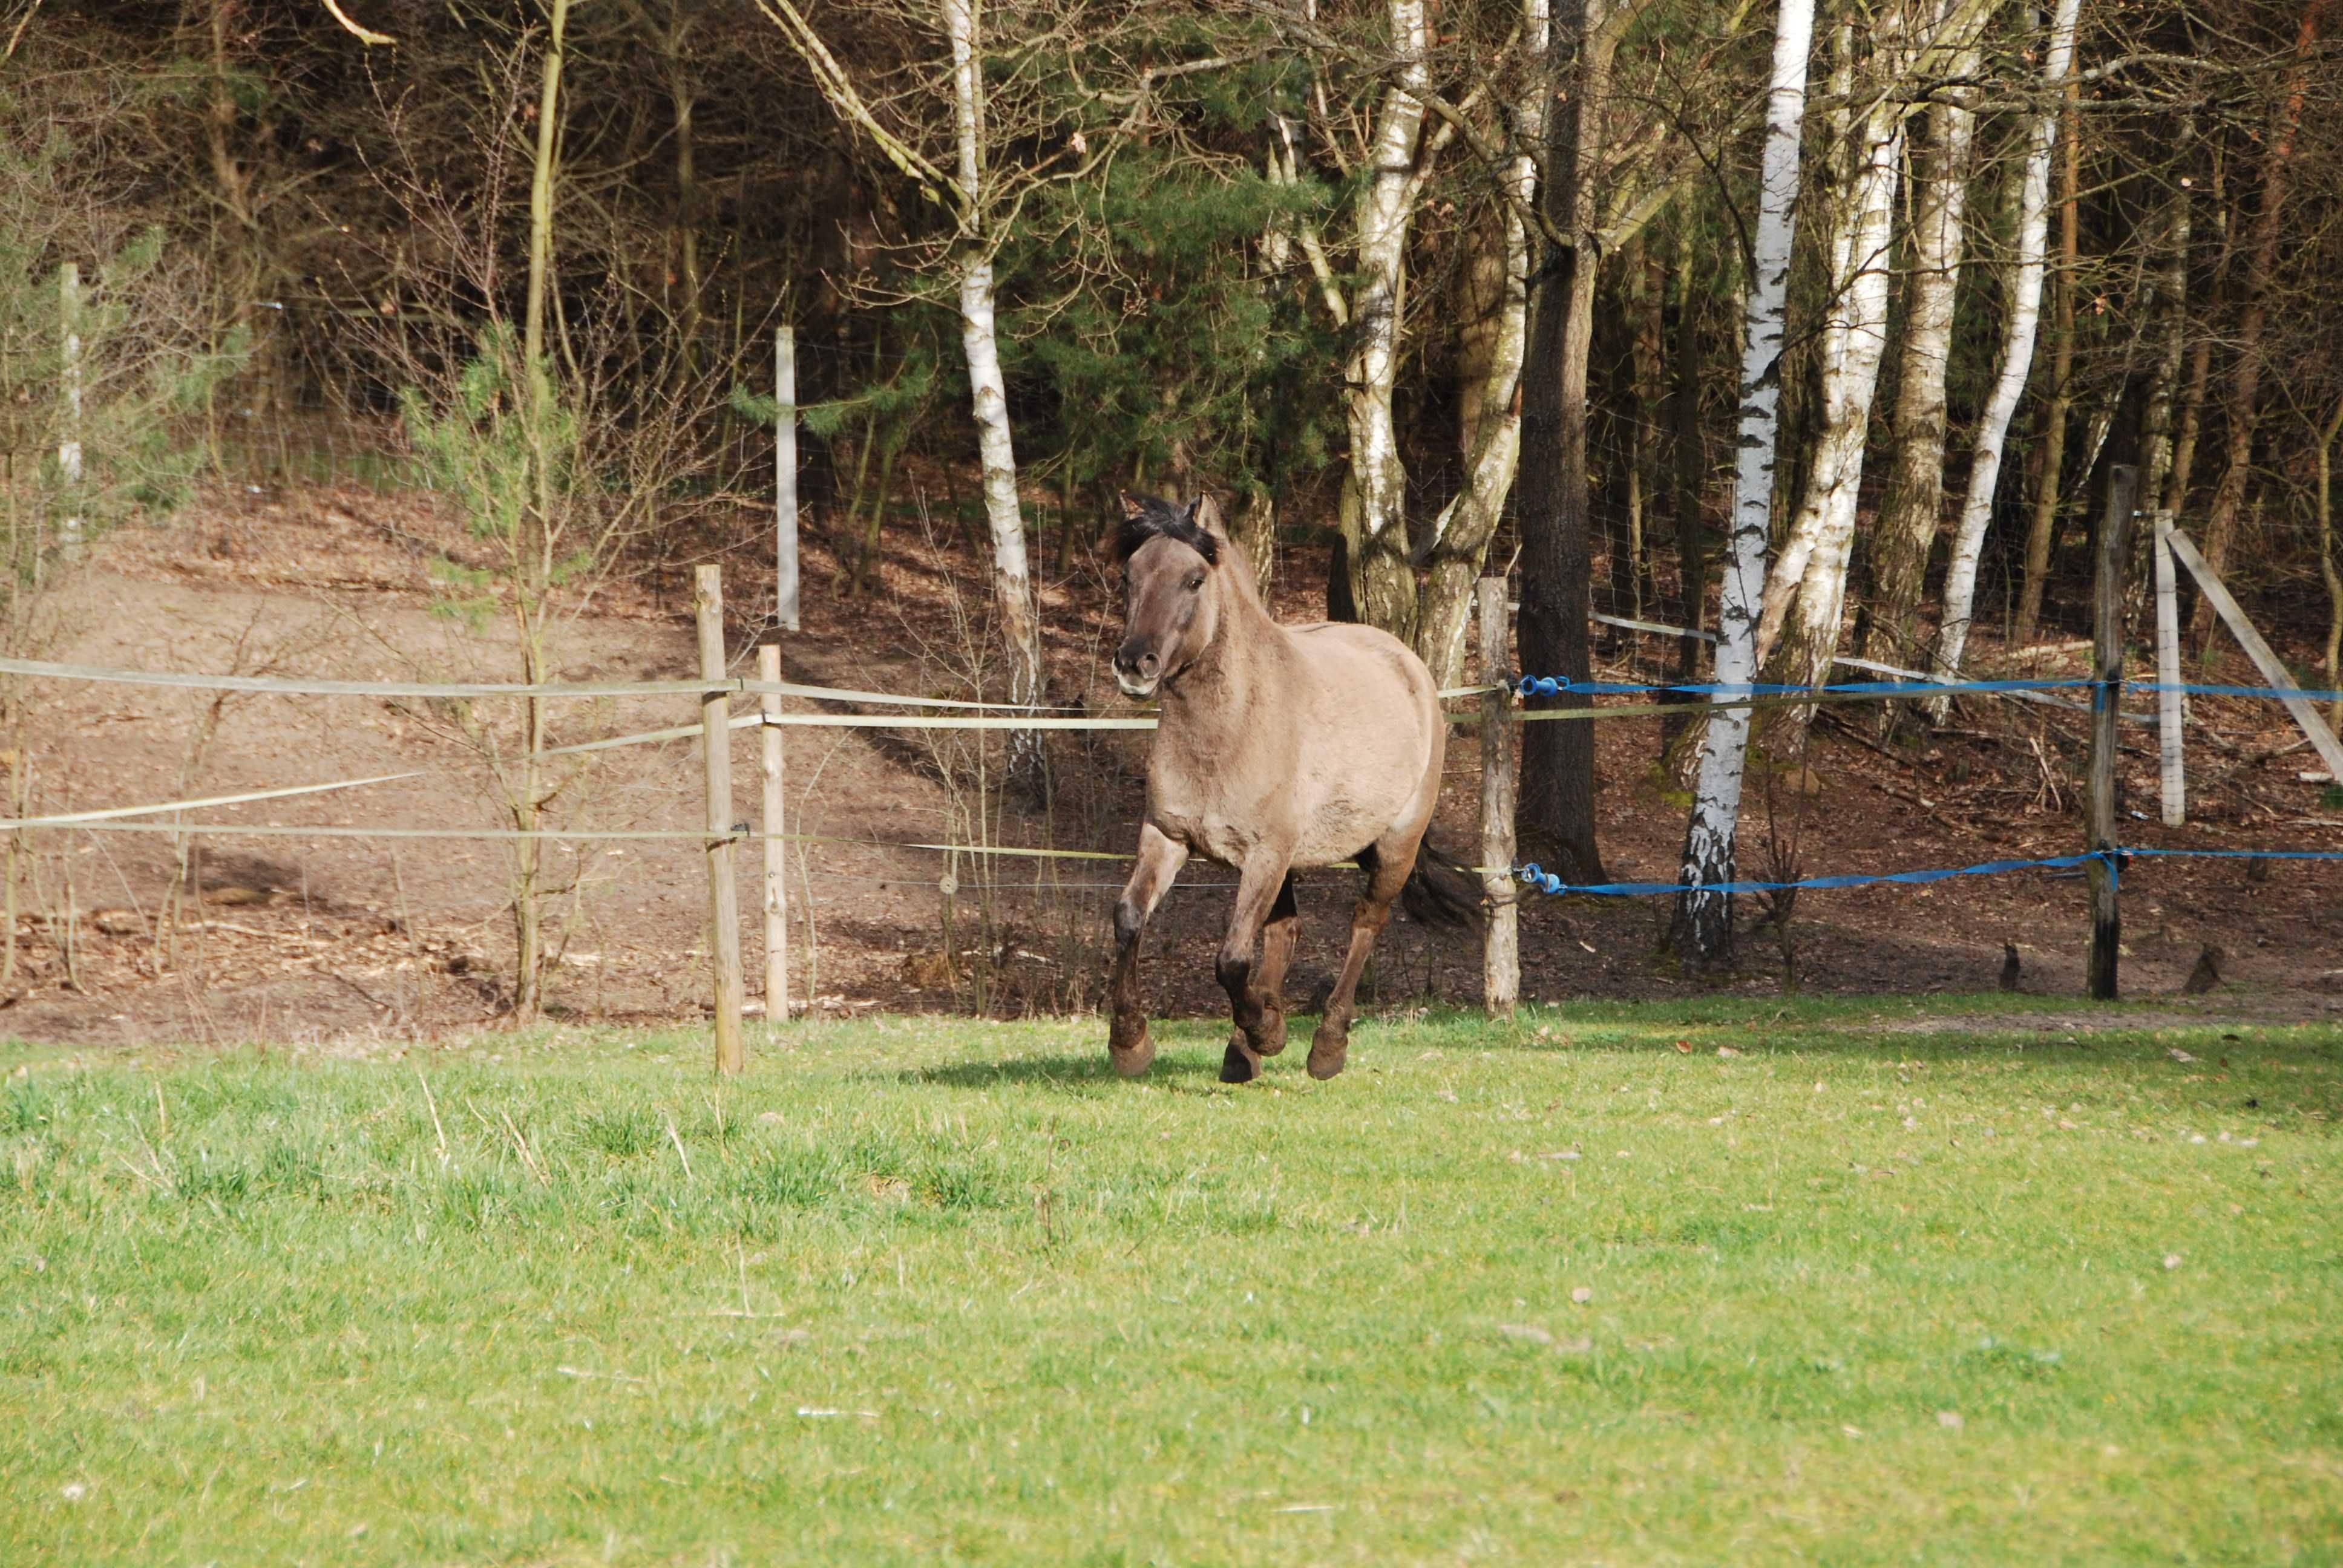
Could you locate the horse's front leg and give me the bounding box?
[1216,850,1294,1084]
[1107,823,1188,1077]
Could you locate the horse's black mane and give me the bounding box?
[1113,493,1220,566]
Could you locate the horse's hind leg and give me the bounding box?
[1308,838,1414,1081]
[1216,853,1294,1084]
[1109,823,1188,1077]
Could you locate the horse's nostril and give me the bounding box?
[1138,654,1159,677]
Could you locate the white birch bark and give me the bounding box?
[1340,0,1430,634]
[1768,87,1907,697]
[942,0,1044,728]
[1753,7,1918,686]
[1670,0,1817,967]
[1870,18,1985,662]
[1929,0,2079,698]
[1415,0,1547,687]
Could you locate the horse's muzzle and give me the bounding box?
[1113,643,1161,699]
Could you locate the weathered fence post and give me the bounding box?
[2152,509,2186,826]
[775,325,799,634]
[2086,464,2137,1002]
[696,564,746,1074]
[1478,579,1518,1017]
[757,642,789,1024]
[57,261,83,564]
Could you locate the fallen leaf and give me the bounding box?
[2168,1048,2196,1063]
[1499,1323,1555,1346]
[1570,1286,1593,1305]
[1937,1411,1964,1431]
[2163,1253,2182,1270]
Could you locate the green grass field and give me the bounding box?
[4,998,2339,1565]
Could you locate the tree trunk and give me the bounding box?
[2321,394,2343,731]
[1927,0,2079,704]
[1869,24,1982,670]
[1415,0,1549,688]
[2015,69,2080,644]
[1758,30,1910,731]
[2193,0,2327,647]
[942,0,1044,766]
[2164,147,2232,520]
[1516,0,1614,880]
[1339,0,1430,644]
[663,2,703,382]
[1662,223,1707,754]
[507,0,572,1024]
[1629,238,1666,623]
[1668,0,1816,970]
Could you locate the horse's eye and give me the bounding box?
[1185,573,1204,592]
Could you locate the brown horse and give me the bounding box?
[1106,494,1479,1084]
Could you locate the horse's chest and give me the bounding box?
[1149,795,1256,866]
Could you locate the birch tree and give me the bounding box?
[1752,4,1919,723]
[940,0,1044,745]
[1337,0,1433,640]
[759,0,1046,750]
[2013,63,2081,646]
[1928,0,2079,698]
[1667,0,1815,970]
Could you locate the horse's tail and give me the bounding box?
[1396,835,1486,932]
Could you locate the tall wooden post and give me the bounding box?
[775,325,799,633]
[757,642,789,1024]
[57,262,83,563]
[696,565,746,1074]
[2152,510,2186,826]
[2086,464,2137,1002]
[1478,580,1519,1016]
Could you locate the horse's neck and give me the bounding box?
[1165,583,1283,736]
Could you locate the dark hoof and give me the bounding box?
[1221,1037,1262,1083]
[1109,1021,1155,1078]
[1312,1027,1349,1078]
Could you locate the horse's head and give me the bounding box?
[1111,492,1223,699]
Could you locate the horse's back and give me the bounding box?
[1273,620,1444,864]
[1286,620,1440,717]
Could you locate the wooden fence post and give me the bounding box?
[696,564,746,1074]
[2087,464,2138,1002]
[775,325,799,634]
[2152,511,2186,826]
[1478,579,1518,1017]
[758,642,789,1024]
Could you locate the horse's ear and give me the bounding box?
[1190,492,1229,541]
[1119,491,1145,521]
